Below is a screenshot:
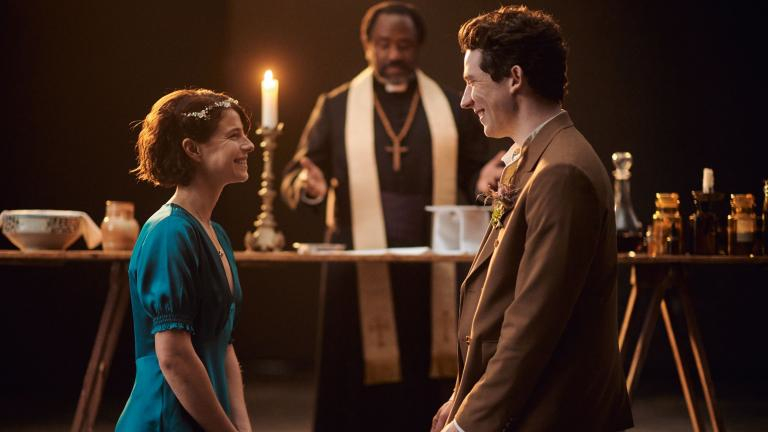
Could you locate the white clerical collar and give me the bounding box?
[373,73,413,93]
[385,82,408,93]
[501,110,565,166]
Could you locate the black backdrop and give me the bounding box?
[1,0,766,422]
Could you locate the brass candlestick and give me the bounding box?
[245,123,285,251]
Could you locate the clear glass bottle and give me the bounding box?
[612,152,643,252]
[101,201,140,251]
[650,193,682,256]
[727,194,756,255]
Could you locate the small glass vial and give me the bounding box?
[761,180,768,255]
[101,201,140,251]
[650,193,683,256]
[644,224,653,253]
[727,194,756,255]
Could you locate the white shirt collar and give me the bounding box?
[501,110,565,166]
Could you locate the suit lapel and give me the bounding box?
[466,223,493,274]
[460,224,493,306]
[461,224,501,293]
[460,112,574,292]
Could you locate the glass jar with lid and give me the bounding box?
[727,194,756,255]
[101,200,140,251]
[649,193,682,256]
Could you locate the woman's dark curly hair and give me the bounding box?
[458,5,568,102]
[132,88,251,187]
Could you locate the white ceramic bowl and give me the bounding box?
[1,210,84,251]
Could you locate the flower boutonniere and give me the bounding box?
[482,146,526,229]
[484,182,522,229]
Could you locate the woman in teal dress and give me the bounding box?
[117,89,255,431]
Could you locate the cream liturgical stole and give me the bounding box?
[345,67,459,384]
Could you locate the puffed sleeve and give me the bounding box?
[134,218,200,335]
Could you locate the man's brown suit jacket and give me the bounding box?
[448,112,634,431]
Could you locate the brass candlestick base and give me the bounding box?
[245,123,286,251]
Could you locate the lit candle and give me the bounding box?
[261,70,279,128]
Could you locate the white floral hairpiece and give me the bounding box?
[182,98,239,120]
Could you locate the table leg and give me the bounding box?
[71,262,130,432]
[626,266,674,396]
[310,261,328,427]
[679,283,726,432]
[622,263,729,431]
[619,265,638,354]
[660,296,702,432]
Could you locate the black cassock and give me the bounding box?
[282,77,488,432]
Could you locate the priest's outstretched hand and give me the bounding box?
[475,150,505,194]
[299,157,328,199]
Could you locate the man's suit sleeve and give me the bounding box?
[280,93,333,209]
[454,164,605,431]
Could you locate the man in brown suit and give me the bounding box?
[432,6,633,432]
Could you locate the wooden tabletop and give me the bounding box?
[617,253,768,265]
[0,249,474,264]
[1,249,767,265]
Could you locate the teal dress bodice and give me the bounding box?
[116,204,242,431]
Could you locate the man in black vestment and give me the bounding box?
[281,2,501,431]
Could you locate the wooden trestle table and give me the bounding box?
[0,250,765,432]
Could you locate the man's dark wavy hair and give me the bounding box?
[458,5,568,102]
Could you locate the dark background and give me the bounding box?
[1,0,766,424]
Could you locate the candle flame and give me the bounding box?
[264,70,274,81]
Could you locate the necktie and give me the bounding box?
[490,146,527,228]
[499,145,527,189]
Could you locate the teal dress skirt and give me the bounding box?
[116,203,242,431]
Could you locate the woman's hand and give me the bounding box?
[156,330,238,432]
[225,345,252,432]
[431,398,454,432]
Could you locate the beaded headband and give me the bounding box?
[181,98,239,120]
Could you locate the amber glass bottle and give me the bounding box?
[649,193,682,256]
[727,194,756,255]
[689,191,724,255]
